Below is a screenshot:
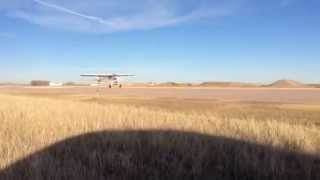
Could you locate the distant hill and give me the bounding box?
[158,82,193,87]
[0,83,27,86]
[200,82,259,88]
[126,80,317,88]
[308,84,320,88]
[267,80,305,88]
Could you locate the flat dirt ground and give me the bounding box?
[1,86,320,103]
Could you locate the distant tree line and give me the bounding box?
[30,80,50,86]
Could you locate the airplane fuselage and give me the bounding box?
[96,76,120,88]
[81,73,134,88]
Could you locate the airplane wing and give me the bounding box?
[81,74,135,77]
[80,74,112,77]
[114,74,135,77]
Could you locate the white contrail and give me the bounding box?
[33,0,113,26]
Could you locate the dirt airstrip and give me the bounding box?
[1,86,320,104]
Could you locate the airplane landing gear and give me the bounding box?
[108,84,122,88]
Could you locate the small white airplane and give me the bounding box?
[81,73,135,88]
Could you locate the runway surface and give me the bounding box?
[1,86,320,104]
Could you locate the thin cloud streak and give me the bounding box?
[31,0,230,32]
[33,0,115,26]
[3,0,246,33]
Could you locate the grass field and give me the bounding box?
[0,87,319,179]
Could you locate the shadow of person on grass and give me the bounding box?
[0,130,319,180]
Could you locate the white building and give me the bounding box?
[49,82,63,87]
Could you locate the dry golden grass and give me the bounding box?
[0,90,319,179]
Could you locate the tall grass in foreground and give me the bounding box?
[0,94,319,179]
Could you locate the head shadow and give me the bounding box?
[0,130,319,180]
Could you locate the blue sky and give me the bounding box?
[0,0,319,83]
